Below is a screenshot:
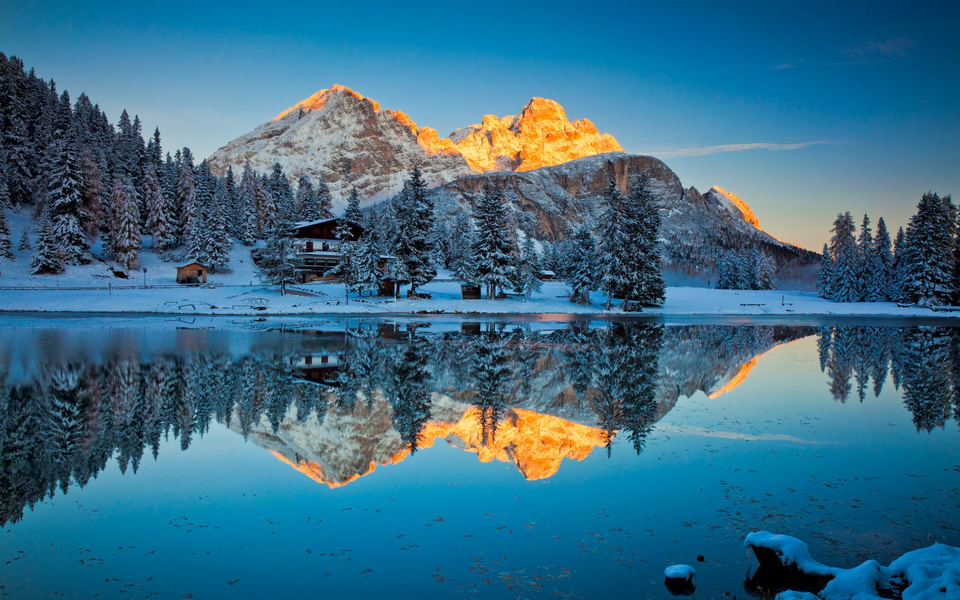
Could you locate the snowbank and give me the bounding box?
[745,531,960,600]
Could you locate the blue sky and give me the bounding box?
[2,0,958,249]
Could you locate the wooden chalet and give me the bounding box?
[289,217,396,295]
[176,262,208,284]
[290,217,363,283]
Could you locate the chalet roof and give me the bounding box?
[292,217,339,229]
[177,262,209,270]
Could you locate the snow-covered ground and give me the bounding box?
[1,210,957,317]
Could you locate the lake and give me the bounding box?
[0,315,957,599]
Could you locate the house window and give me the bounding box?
[197,269,203,277]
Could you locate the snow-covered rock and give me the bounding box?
[746,531,960,600]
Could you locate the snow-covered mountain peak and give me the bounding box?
[705,185,760,227]
[208,88,625,208]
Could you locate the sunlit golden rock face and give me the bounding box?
[209,86,624,209]
[448,97,624,172]
[240,395,610,488]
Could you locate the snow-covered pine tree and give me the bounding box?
[268,162,296,223]
[5,114,36,208]
[255,216,298,295]
[223,165,237,230]
[830,212,859,302]
[867,216,893,302]
[295,175,318,222]
[856,213,873,300]
[176,157,197,247]
[205,183,231,271]
[0,205,12,260]
[18,228,31,252]
[891,226,908,302]
[393,167,437,297]
[754,250,777,290]
[142,164,172,250]
[354,233,382,297]
[428,220,448,271]
[626,174,664,307]
[254,172,275,236]
[817,243,833,298]
[0,162,10,210]
[451,213,478,285]
[328,188,363,303]
[471,183,513,299]
[598,178,626,309]
[567,224,597,305]
[30,206,63,274]
[46,140,88,264]
[236,163,258,245]
[517,233,542,301]
[315,176,333,219]
[112,175,141,269]
[79,148,103,238]
[904,192,956,307]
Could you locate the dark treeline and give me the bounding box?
[818,325,960,432]
[0,53,334,275]
[819,193,957,306]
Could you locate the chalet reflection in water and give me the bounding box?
[1,321,958,527]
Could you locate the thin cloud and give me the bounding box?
[649,141,829,159]
[846,37,914,59]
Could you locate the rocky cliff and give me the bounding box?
[208,85,623,206]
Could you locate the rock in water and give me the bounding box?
[664,564,697,596]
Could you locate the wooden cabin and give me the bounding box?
[176,262,208,284]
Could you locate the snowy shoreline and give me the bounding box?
[0,281,958,318]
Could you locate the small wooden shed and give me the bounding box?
[176,262,208,284]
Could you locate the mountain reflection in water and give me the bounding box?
[1,320,958,529]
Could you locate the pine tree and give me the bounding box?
[46,140,88,264]
[236,163,259,245]
[354,234,382,297]
[328,188,362,303]
[0,206,12,260]
[868,217,893,302]
[142,164,172,250]
[754,250,777,290]
[817,243,833,299]
[392,167,437,297]
[176,157,197,247]
[598,179,626,309]
[78,148,103,238]
[112,175,141,269]
[891,226,908,302]
[450,210,477,284]
[18,228,31,252]
[315,176,333,219]
[256,217,298,294]
[830,212,859,302]
[567,224,597,305]
[628,175,665,307]
[517,233,542,301]
[203,183,231,271]
[268,162,295,222]
[472,183,513,299]
[295,175,319,222]
[904,192,956,307]
[857,213,873,300]
[30,206,63,274]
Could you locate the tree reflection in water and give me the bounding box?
[2,321,957,527]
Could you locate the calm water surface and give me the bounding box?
[0,316,957,599]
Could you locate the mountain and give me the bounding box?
[208,86,812,268]
[432,153,813,272]
[207,85,623,205]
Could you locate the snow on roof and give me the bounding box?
[292,217,340,228]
